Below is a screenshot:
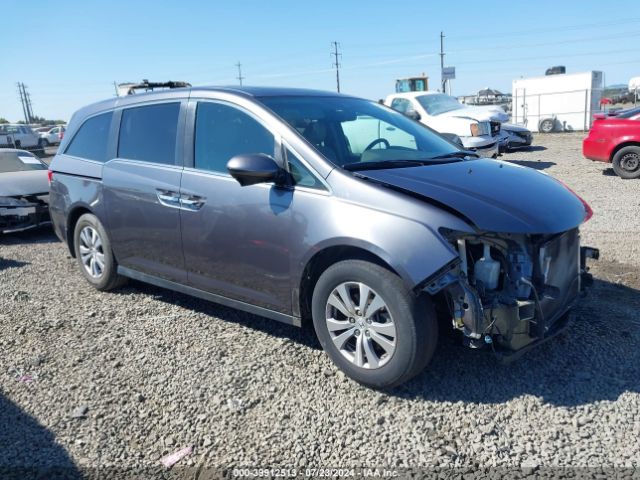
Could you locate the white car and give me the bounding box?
[38,125,66,146]
[385,92,501,157]
[0,124,41,150]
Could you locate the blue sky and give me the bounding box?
[1,0,638,122]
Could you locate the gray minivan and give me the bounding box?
[49,86,597,388]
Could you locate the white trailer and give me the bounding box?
[512,71,603,133]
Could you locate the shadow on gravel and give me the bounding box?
[601,168,617,177]
[117,281,321,349]
[0,258,29,270]
[0,393,81,479]
[395,276,640,407]
[0,227,58,246]
[505,159,556,170]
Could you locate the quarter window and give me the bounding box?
[286,149,324,190]
[65,111,113,162]
[194,102,275,173]
[118,102,180,165]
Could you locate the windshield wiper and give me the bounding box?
[430,151,479,160]
[343,158,464,172]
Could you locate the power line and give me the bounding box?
[235,62,244,86]
[331,41,341,93]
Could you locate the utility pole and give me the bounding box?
[331,41,341,93]
[440,31,446,94]
[17,83,29,124]
[113,81,119,96]
[16,83,34,124]
[24,85,34,123]
[235,62,245,87]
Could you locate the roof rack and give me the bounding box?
[117,79,191,96]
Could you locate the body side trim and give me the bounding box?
[117,266,302,327]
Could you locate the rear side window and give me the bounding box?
[65,112,113,162]
[194,102,274,173]
[118,102,180,165]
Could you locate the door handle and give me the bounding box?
[180,194,206,211]
[156,189,181,208]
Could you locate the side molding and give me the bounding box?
[118,266,302,327]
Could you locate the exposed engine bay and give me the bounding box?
[427,228,599,357]
[0,194,50,234]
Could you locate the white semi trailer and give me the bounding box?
[512,71,603,133]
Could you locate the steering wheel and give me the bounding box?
[364,138,390,151]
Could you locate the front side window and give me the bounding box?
[259,96,458,168]
[390,98,411,114]
[194,102,275,174]
[118,102,180,165]
[65,111,113,162]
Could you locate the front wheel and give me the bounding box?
[311,260,437,388]
[73,213,126,291]
[612,146,640,179]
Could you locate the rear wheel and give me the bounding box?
[612,146,640,179]
[311,260,437,388]
[539,118,555,133]
[73,213,126,291]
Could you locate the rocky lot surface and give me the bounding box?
[1,133,639,478]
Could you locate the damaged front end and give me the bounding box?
[0,195,50,234]
[426,228,598,360]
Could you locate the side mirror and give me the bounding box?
[227,153,284,187]
[405,109,421,121]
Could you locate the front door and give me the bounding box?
[180,100,292,313]
[103,101,187,283]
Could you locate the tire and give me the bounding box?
[311,260,437,388]
[612,146,640,179]
[539,118,554,133]
[39,138,50,148]
[73,213,126,291]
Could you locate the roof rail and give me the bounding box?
[117,80,191,96]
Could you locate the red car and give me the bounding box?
[583,107,640,179]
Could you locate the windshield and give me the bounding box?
[415,94,464,116]
[258,96,460,168]
[0,151,46,173]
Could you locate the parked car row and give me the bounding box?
[384,91,533,155]
[46,86,597,388]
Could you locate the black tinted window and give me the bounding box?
[118,103,180,165]
[65,112,113,162]
[195,102,274,173]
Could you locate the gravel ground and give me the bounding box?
[1,133,639,478]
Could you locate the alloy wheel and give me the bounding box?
[324,282,397,369]
[78,226,105,278]
[620,152,639,172]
